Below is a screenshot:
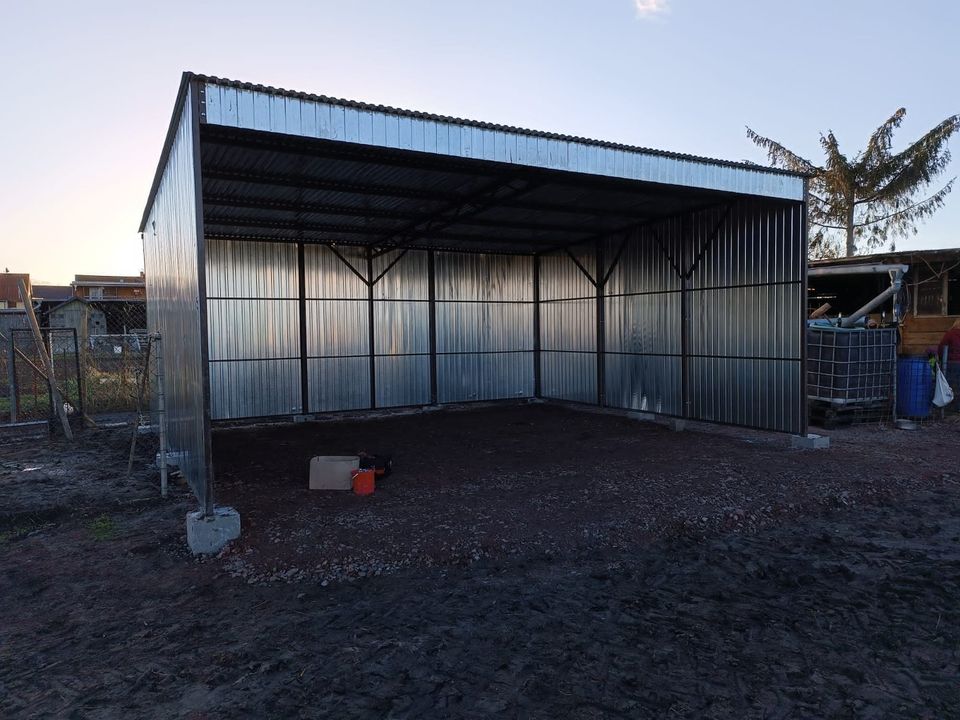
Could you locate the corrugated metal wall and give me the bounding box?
[201,201,802,432]
[683,201,804,432]
[604,222,683,415]
[206,239,301,419]
[305,244,369,411]
[372,250,431,407]
[205,244,536,416]
[539,247,597,403]
[601,200,804,432]
[436,253,535,402]
[142,85,211,509]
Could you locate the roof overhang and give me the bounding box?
[141,73,808,254]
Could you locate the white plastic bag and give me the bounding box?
[933,367,955,408]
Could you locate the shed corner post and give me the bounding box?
[679,214,691,421]
[297,241,309,415]
[532,253,541,399]
[595,240,606,407]
[190,77,215,516]
[367,247,376,410]
[799,181,810,436]
[428,250,438,405]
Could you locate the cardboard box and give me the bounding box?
[309,455,360,490]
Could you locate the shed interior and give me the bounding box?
[198,125,804,429]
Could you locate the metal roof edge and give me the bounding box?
[138,72,195,233]
[810,246,960,266]
[193,73,811,180]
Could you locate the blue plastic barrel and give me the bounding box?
[897,357,933,418]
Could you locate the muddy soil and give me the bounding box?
[211,404,958,585]
[1,405,959,718]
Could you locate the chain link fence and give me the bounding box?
[2,328,83,425]
[79,334,153,419]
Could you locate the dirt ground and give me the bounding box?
[2,403,959,718]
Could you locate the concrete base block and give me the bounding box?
[156,450,188,470]
[293,414,315,423]
[663,418,686,432]
[628,411,657,422]
[791,433,830,449]
[186,506,241,555]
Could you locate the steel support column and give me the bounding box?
[297,242,308,414]
[428,251,438,405]
[680,215,691,419]
[595,240,606,407]
[366,247,376,409]
[533,254,541,398]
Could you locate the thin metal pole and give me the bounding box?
[680,217,691,420]
[533,254,541,398]
[155,334,169,498]
[367,247,376,409]
[6,332,16,423]
[297,242,309,414]
[595,240,606,407]
[428,250,438,405]
[72,328,83,417]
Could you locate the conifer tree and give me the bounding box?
[747,110,959,257]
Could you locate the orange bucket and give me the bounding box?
[351,468,375,496]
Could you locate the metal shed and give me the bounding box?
[141,72,808,515]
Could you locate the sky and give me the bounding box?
[1,0,958,284]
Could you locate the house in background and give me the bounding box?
[72,273,145,300]
[809,247,960,356]
[48,298,107,342]
[0,272,31,309]
[70,273,147,334]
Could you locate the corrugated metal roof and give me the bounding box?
[142,72,807,248]
[195,73,806,179]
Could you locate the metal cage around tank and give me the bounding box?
[141,72,809,513]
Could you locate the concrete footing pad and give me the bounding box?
[186,506,241,554]
[628,412,685,431]
[791,433,830,450]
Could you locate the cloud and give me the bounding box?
[633,0,670,18]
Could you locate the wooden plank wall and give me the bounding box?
[901,314,960,356]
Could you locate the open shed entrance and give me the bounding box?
[142,74,807,513]
[199,124,804,422]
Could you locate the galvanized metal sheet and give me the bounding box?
[376,355,431,407]
[207,299,299,360]
[209,359,301,419]
[539,351,597,404]
[687,201,805,289]
[203,81,805,201]
[689,357,801,433]
[435,252,533,301]
[373,301,430,355]
[604,353,681,415]
[373,250,429,301]
[437,352,534,403]
[304,244,367,299]
[688,284,801,360]
[605,293,680,355]
[604,230,682,296]
[205,239,298,298]
[539,250,596,301]
[306,299,369,357]
[142,85,210,507]
[540,299,596,352]
[308,357,370,411]
[435,302,533,353]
